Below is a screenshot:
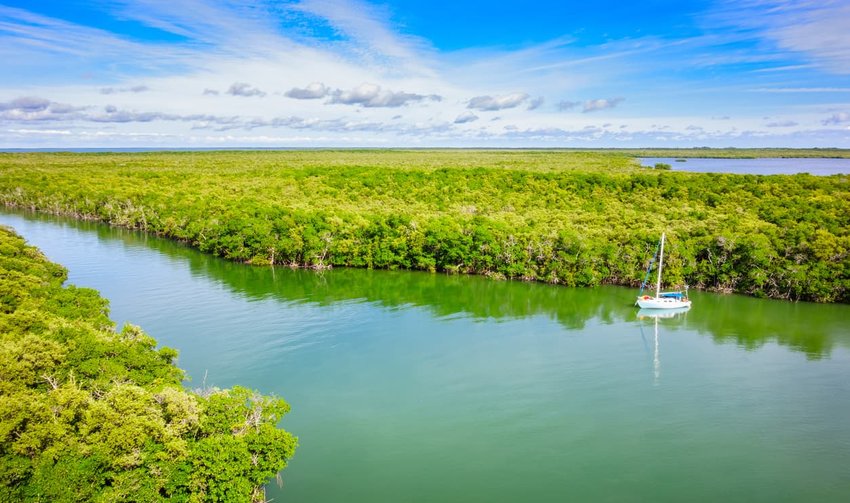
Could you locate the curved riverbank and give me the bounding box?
[1,150,848,302]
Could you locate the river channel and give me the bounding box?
[639,157,850,175]
[2,210,849,502]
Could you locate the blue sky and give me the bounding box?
[1,0,849,148]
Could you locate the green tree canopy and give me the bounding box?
[0,226,297,502]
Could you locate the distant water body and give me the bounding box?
[641,157,850,176]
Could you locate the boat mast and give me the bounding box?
[656,233,665,297]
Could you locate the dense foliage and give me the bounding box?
[0,226,296,502]
[1,149,848,302]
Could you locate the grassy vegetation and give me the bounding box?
[1,149,848,302]
[0,226,297,501]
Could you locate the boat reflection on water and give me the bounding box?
[637,307,690,384]
[637,307,691,320]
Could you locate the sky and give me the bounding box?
[1,0,849,148]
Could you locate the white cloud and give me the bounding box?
[0,96,51,113]
[711,1,850,74]
[454,112,478,124]
[467,93,529,111]
[1,1,847,148]
[8,128,72,135]
[765,120,798,128]
[582,97,624,113]
[100,85,150,95]
[527,96,545,110]
[0,4,201,75]
[766,3,850,75]
[330,83,440,108]
[285,82,330,100]
[0,96,243,127]
[102,0,284,54]
[226,82,266,97]
[752,87,850,93]
[0,96,86,121]
[292,0,437,77]
[822,112,850,126]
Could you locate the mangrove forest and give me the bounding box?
[0,225,297,501]
[1,149,848,302]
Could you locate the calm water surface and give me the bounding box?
[640,157,850,175]
[2,210,850,502]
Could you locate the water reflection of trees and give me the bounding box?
[152,230,850,359]
[685,293,845,359]
[10,210,850,359]
[189,262,636,331]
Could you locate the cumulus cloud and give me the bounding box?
[527,96,545,110]
[487,123,828,145]
[467,93,529,111]
[822,112,850,125]
[557,100,579,111]
[92,107,243,128]
[192,114,454,138]
[497,126,573,139]
[0,96,51,113]
[227,82,266,97]
[285,82,330,99]
[582,97,624,113]
[92,106,167,123]
[454,112,478,124]
[100,85,149,95]
[247,116,390,132]
[0,102,240,127]
[203,88,220,96]
[765,120,798,127]
[0,96,86,121]
[329,83,440,108]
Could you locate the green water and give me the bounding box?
[2,210,850,502]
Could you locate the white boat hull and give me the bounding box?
[636,296,692,309]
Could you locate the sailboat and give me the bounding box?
[636,233,692,309]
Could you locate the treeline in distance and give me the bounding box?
[1,150,848,302]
